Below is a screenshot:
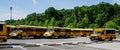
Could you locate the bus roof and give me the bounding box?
[104,28,116,30]
[54,27,70,30]
[95,28,116,30]
[16,25,47,28]
[71,28,93,30]
[7,25,16,27]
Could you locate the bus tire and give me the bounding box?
[51,35,55,39]
[34,35,40,39]
[58,35,62,38]
[90,38,94,41]
[17,34,22,39]
[64,34,69,38]
[98,38,103,41]
[109,37,113,41]
[81,34,86,37]
[3,39,7,42]
[33,35,37,39]
[40,36,43,38]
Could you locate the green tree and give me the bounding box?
[4,2,120,32]
[44,20,49,26]
[104,20,117,28]
[80,14,89,28]
[67,20,77,28]
[89,24,99,28]
[63,17,70,27]
[49,17,55,26]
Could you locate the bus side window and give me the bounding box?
[0,24,3,31]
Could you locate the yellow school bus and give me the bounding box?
[7,25,16,38]
[90,28,116,41]
[9,25,24,39]
[0,22,7,42]
[43,26,71,38]
[32,26,47,38]
[70,28,93,37]
[9,25,47,39]
[70,28,83,36]
[81,29,93,37]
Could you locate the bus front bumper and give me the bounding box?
[90,36,99,40]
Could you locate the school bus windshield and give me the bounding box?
[47,29,54,32]
[93,32,101,34]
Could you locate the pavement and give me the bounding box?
[0,44,108,50]
[0,37,120,50]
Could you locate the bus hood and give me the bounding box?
[43,32,53,37]
[91,34,98,36]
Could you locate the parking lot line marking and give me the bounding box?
[48,46,66,50]
[13,46,27,50]
[19,46,27,50]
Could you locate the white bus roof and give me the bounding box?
[7,25,16,27]
[71,28,93,30]
[104,28,116,30]
[16,25,47,28]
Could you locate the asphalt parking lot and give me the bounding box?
[0,45,108,50]
[0,44,108,50]
[0,37,120,50]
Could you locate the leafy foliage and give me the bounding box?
[6,2,120,31]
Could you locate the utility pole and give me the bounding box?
[10,6,12,23]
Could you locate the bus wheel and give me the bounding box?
[90,38,94,41]
[40,36,43,38]
[109,37,113,41]
[33,36,37,39]
[51,35,55,39]
[58,35,62,38]
[17,35,22,39]
[98,38,103,41]
[81,34,86,37]
[64,34,69,38]
[34,36,40,39]
[3,39,7,42]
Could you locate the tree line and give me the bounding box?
[6,2,120,31]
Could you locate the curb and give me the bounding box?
[0,43,40,48]
[0,46,13,49]
[43,44,61,46]
[63,42,78,45]
[23,44,40,47]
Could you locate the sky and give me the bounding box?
[0,0,119,21]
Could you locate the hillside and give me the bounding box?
[6,2,120,30]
